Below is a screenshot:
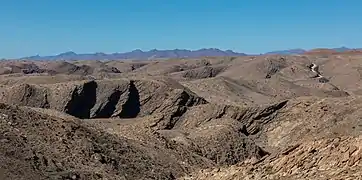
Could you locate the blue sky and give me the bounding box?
[0,0,361,58]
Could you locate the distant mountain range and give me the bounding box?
[264,47,355,55]
[22,48,247,61]
[19,47,358,60]
[264,49,307,55]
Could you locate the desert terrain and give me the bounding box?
[1,52,362,179]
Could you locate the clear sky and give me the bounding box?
[0,0,361,58]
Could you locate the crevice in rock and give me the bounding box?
[178,91,191,106]
[253,100,288,120]
[20,84,32,105]
[117,80,140,118]
[94,90,122,118]
[214,106,228,119]
[178,90,207,107]
[239,125,249,136]
[165,106,188,130]
[65,81,98,119]
[165,91,207,130]
[42,93,50,109]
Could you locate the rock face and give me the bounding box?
[179,65,226,80]
[265,57,287,79]
[181,96,362,179]
[0,103,213,180]
[2,54,362,179]
[184,136,362,180]
[0,78,207,120]
[185,118,268,165]
[0,84,50,108]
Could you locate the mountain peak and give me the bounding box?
[58,51,77,56]
[333,47,351,52]
[131,49,143,53]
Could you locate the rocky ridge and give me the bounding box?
[1,54,362,179]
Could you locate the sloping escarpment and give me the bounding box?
[185,118,269,165]
[0,78,207,120]
[3,94,360,180]
[180,96,362,180]
[3,55,362,180]
[175,100,288,137]
[94,100,289,168]
[104,61,148,73]
[179,66,226,80]
[20,63,46,74]
[0,103,214,180]
[41,61,94,76]
[183,136,362,180]
[261,96,362,150]
[157,101,288,166]
[181,76,274,106]
[0,62,46,75]
[164,89,208,129]
[88,105,280,169]
[0,84,50,108]
[97,65,121,73]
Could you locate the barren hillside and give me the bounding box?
[1,54,362,179]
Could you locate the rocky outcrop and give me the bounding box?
[175,100,288,136]
[64,81,98,119]
[0,84,50,108]
[96,65,121,73]
[31,61,94,76]
[186,118,268,165]
[2,55,362,180]
[89,105,275,168]
[0,103,214,180]
[265,57,287,79]
[112,80,140,118]
[85,98,289,168]
[156,101,287,166]
[183,136,362,180]
[180,66,226,80]
[180,76,274,106]
[0,78,207,120]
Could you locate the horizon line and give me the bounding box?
[2,46,361,60]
